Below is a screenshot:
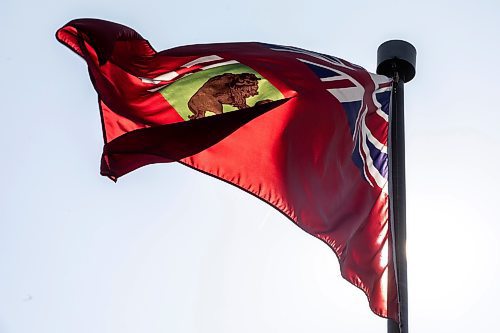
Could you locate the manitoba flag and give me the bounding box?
[57,18,398,321]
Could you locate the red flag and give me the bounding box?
[57,18,398,321]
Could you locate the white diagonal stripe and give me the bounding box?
[363,120,387,154]
[321,76,347,82]
[152,71,179,82]
[182,55,223,68]
[327,87,364,103]
[202,60,239,70]
[298,58,339,73]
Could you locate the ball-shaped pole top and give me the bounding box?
[377,40,416,83]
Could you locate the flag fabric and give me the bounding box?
[57,18,398,321]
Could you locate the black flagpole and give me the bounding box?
[376,40,416,333]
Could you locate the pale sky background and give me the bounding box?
[1,1,500,332]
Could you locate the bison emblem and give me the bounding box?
[188,73,269,120]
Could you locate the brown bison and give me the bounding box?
[187,73,262,120]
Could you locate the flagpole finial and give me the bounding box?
[377,40,416,83]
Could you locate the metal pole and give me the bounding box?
[377,40,416,333]
[387,73,408,333]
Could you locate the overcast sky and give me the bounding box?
[1,1,500,332]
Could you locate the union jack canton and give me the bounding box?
[266,44,392,193]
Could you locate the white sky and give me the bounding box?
[1,0,500,332]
